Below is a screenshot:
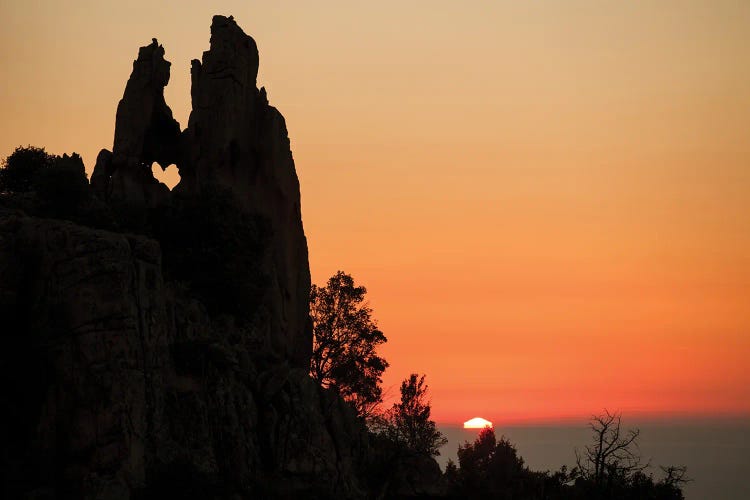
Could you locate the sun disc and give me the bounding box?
[463,417,493,429]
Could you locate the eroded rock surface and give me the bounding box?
[0,211,168,498]
[0,210,366,498]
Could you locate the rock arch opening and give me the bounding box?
[151,162,180,190]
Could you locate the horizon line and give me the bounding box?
[435,410,750,427]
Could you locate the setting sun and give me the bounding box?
[463,417,493,429]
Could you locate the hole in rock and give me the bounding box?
[152,163,180,190]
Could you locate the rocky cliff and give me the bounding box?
[180,15,311,370]
[0,15,371,499]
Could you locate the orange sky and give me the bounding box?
[1,1,749,424]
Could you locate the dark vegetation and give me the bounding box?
[0,146,57,193]
[309,271,447,496]
[310,271,388,417]
[444,414,688,500]
[0,146,94,221]
[308,272,688,499]
[0,146,688,498]
[374,373,448,458]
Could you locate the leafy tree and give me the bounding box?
[444,458,459,484]
[366,374,447,498]
[310,271,388,417]
[1,146,90,218]
[0,146,53,193]
[454,426,528,497]
[379,373,447,457]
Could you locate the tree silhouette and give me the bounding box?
[0,146,53,193]
[453,426,529,497]
[444,422,688,500]
[568,410,688,499]
[309,271,388,417]
[574,410,648,487]
[379,373,447,457]
[0,146,90,217]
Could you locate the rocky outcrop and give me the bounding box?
[113,39,181,172]
[0,15,365,500]
[0,211,169,498]
[0,210,366,498]
[180,15,311,369]
[93,16,310,368]
[0,14,446,500]
[91,39,180,207]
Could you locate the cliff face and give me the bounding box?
[0,212,365,498]
[0,15,366,499]
[0,214,170,497]
[181,16,311,369]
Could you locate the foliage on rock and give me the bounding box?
[376,373,447,457]
[0,145,54,193]
[310,271,388,417]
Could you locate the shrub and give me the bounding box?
[0,146,53,193]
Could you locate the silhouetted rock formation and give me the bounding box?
[91,38,180,207]
[0,15,373,499]
[0,214,170,498]
[0,211,366,498]
[180,15,311,369]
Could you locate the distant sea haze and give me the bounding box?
[437,419,750,500]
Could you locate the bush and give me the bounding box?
[0,146,54,193]
[1,146,91,217]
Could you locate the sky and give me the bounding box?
[1,1,749,424]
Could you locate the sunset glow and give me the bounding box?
[464,418,493,429]
[1,1,749,425]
